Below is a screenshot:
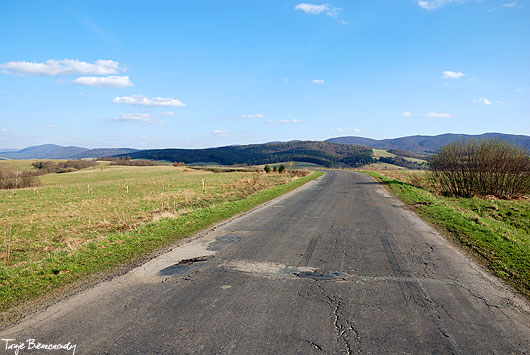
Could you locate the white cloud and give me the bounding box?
[240,114,266,119]
[473,97,492,105]
[279,119,301,123]
[502,2,517,7]
[73,75,133,88]
[295,3,341,17]
[515,88,523,92]
[295,3,328,14]
[403,111,452,118]
[0,129,8,132]
[442,70,465,79]
[212,130,229,136]
[417,0,457,10]
[327,8,341,17]
[268,119,301,124]
[329,128,344,132]
[112,94,185,107]
[106,113,164,124]
[159,112,176,116]
[283,78,289,82]
[312,79,325,84]
[0,59,121,76]
[425,111,452,118]
[353,128,360,132]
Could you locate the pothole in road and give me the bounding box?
[158,255,212,276]
[207,234,242,251]
[293,270,350,281]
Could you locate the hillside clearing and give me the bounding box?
[372,149,396,158]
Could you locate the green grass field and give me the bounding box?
[372,148,396,158]
[364,171,530,299]
[371,149,428,165]
[402,156,427,164]
[0,164,322,320]
[0,159,51,172]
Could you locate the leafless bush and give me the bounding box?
[32,160,56,171]
[107,157,165,166]
[0,166,40,189]
[32,160,97,174]
[62,160,97,170]
[288,170,310,178]
[430,139,530,197]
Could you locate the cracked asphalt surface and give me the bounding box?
[2,171,530,354]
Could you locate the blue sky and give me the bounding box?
[0,0,528,149]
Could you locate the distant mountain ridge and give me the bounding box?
[326,133,530,154]
[2,133,529,162]
[0,144,137,160]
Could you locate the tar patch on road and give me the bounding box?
[207,234,242,251]
[220,260,353,282]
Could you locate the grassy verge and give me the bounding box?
[363,171,530,298]
[0,169,322,320]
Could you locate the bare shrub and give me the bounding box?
[32,160,97,174]
[288,170,310,178]
[109,158,164,166]
[0,166,40,189]
[430,139,530,197]
[98,156,163,166]
[62,160,97,170]
[32,160,56,171]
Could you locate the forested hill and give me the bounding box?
[326,133,530,154]
[118,141,373,167]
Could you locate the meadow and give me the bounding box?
[368,149,428,170]
[363,169,530,298]
[0,161,321,321]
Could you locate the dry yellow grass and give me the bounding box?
[359,168,435,191]
[0,166,297,268]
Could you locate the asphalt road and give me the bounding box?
[2,171,530,354]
